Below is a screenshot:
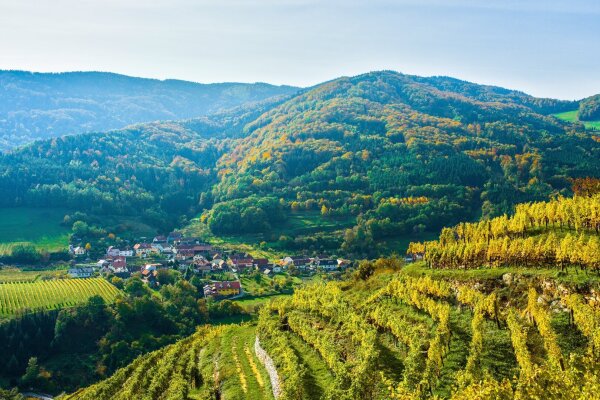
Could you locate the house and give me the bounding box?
[152,235,167,244]
[99,265,112,275]
[282,256,294,265]
[263,268,272,275]
[119,248,134,257]
[211,259,228,270]
[111,256,127,270]
[140,264,162,281]
[141,265,158,283]
[195,262,212,274]
[134,243,154,258]
[68,267,94,278]
[73,246,86,256]
[282,256,311,269]
[106,246,120,257]
[204,281,241,297]
[257,263,274,273]
[176,244,214,256]
[230,258,254,272]
[253,258,269,268]
[167,231,184,244]
[178,237,203,246]
[175,249,195,261]
[317,259,338,271]
[282,256,312,269]
[107,247,134,257]
[295,258,313,269]
[193,255,211,267]
[99,257,128,276]
[160,246,174,255]
[141,264,157,273]
[337,259,351,269]
[152,242,173,254]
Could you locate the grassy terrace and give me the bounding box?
[219,325,274,400]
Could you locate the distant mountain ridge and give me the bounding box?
[0,70,299,151]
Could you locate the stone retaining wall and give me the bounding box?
[254,336,281,398]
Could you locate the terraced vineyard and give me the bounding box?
[64,324,276,400]
[0,278,121,316]
[259,276,600,399]
[64,194,600,399]
[65,271,600,400]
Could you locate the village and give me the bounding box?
[68,231,352,300]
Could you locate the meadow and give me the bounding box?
[554,109,600,130]
[0,277,121,317]
[0,207,71,254]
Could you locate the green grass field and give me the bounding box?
[0,207,71,254]
[280,211,355,236]
[554,110,600,130]
[0,277,121,317]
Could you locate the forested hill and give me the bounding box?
[207,71,600,255]
[0,70,598,255]
[0,97,288,232]
[0,70,299,151]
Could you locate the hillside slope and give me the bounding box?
[204,71,600,255]
[65,266,600,400]
[66,195,600,400]
[0,70,298,150]
[0,97,289,232]
[1,70,598,255]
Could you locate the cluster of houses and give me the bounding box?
[279,255,349,273]
[66,230,353,299]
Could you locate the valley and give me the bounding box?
[2,0,600,398]
[0,70,599,400]
[56,194,600,400]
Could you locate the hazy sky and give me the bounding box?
[1,0,599,99]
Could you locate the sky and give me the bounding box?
[1,0,599,99]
